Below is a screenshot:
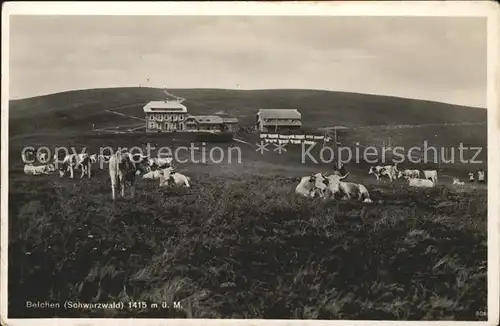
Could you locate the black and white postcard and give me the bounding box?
[1,1,499,326]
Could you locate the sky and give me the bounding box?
[9,15,487,107]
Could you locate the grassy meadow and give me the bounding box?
[7,88,488,319]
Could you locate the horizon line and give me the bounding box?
[8,86,487,110]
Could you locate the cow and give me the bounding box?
[452,178,465,185]
[295,173,329,198]
[142,169,164,180]
[422,170,438,184]
[324,173,372,203]
[397,169,420,179]
[58,153,94,179]
[369,164,398,182]
[109,151,151,200]
[89,154,98,164]
[159,167,191,188]
[148,157,174,170]
[468,172,475,182]
[24,163,55,176]
[477,169,485,183]
[407,177,435,188]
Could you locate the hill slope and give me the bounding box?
[9,87,486,136]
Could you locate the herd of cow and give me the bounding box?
[21,151,486,203]
[21,151,191,200]
[295,163,487,203]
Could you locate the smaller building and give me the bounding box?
[143,101,188,132]
[256,109,302,132]
[184,115,239,132]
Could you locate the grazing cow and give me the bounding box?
[398,169,420,179]
[468,172,475,182]
[422,170,438,184]
[58,153,93,179]
[109,151,151,200]
[369,164,398,182]
[159,167,191,188]
[407,177,435,188]
[24,163,55,175]
[452,178,465,185]
[148,157,174,170]
[324,173,372,203]
[477,169,485,183]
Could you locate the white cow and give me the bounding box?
[58,153,93,179]
[422,170,438,184]
[369,164,398,182]
[408,177,435,188]
[159,167,191,188]
[324,173,372,203]
[109,151,151,200]
[89,154,98,164]
[24,163,55,175]
[398,169,420,179]
[477,169,485,183]
[142,169,165,180]
[295,173,329,198]
[452,178,465,185]
[148,157,173,169]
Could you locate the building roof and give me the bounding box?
[262,120,302,126]
[257,109,301,120]
[143,100,187,113]
[222,117,239,124]
[192,115,224,124]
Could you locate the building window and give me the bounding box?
[149,114,154,120]
[149,121,156,129]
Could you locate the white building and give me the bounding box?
[143,101,188,132]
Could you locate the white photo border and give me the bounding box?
[1,1,499,326]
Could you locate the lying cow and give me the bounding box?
[295,173,330,198]
[159,167,191,188]
[422,170,438,184]
[324,173,373,203]
[109,151,151,200]
[407,177,435,188]
[24,163,55,175]
[142,169,164,180]
[452,178,464,185]
[148,157,174,170]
